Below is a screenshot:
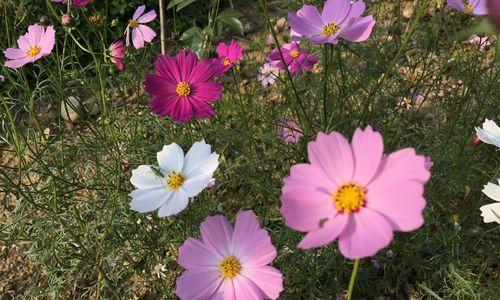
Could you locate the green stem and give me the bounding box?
[346,259,360,300]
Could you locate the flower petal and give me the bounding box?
[241,266,283,300]
[200,215,233,257]
[178,237,221,269]
[130,165,165,189]
[132,5,146,20]
[175,267,222,300]
[157,143,184,173]
[192,82,223,102]
[129,187,171,213]
[480,203,500,224]
[137,9,157,23]
[340,15,376,42]
[297,213,349,248]
[351,126,384,186]
[232,275,264,299]
[482,181,500,202]
[158,189,189,217]
[322,0,351,24]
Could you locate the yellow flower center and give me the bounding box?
[464,4,473,14]
[26,45,41,57]
[166,171,185,190]
[290,50,300,58]
[322,23,340,37]
[333,183,366,214]
[219,256,241,279]
[175,82,191,97]
[222,57,231,67]
[129,19,139,28]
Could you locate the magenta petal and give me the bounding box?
[192,82,222,102]
[177,50,197,81]
[178,237,221,269]
[351,126,383,185]
[172,97,194,122]
[200,215,233,257]
[338,209,393,259]
[340,15,376,42]
[155,55,181,83]
[297,213,349,248]
[175,267,222,300]
[149,95,178,117]
[188,59,214,84]
[322,0,351,24]
[241,266,284,300]
[190,101,215,119]
[144,74,176,96]
[216,42,229,57]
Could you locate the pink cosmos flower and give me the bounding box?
[176,210,283,299]
[280,126,430,259]
[109,40,125,70]
[277,119,303,144]
[288,0,376,44]
[3,24,55,69]
[51,0,91,8]
[268,42,318,76]
[258,62,280,86]
[212,39,243,76]
[125,5,157,49]
[448,0,489,15]
[466,35,491,51]
[144,50,223,122]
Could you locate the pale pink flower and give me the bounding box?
[125,5,157,49]
[277,119,303,144]
[258,62,279,86]
[108,40,125,70]
[466,35,491,51]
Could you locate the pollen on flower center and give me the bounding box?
[175,82,191,97]
[333,183,366,214]
[27,45,41,57]
[222,57,231,67]
[129,19,139,28]
[464,4,473,14]
[167,171,185,190]
[322,23,340,37]
[290,50,300,58]
[219,256,241,279]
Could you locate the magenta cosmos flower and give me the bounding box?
[109,40,125,70]
[288,0,376,44]
[212,39,243,76]
[448,0,489,15]
[144,50,223,122]
[280,126,430,259]
[125,5,157,49]
[268,42,318,76]
[176,210,283,299]
[51,0,91,8]
[4,24,55,69]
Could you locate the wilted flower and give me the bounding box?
[466,35,491,51]
[39,15,50,26]
[61,14,73,27]
[280,126,430,259]
[129,141,219,218]
[125,5,157,49]
[469,135,482,147]
[480,179,500,224]
[212,39,243,76]
[276,119,303,144]
[475,118,500,148]
[447,0,489,15]
[108,40,125,70]
[3,24,55,69]
[176,211,283,299]
[258,62,279,86]
[153,263,167,279]
[288,0,376,44]
[268,42,318,76]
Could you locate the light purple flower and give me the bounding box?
[288,0,376,44]
[258,63,279,86]
[276,119,303,144]
[448,0,489,15]
[125,5,157,49]
[268,42,318,76]
[466,35,491,51]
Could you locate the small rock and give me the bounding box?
[60,96,83,122]
[83,99,101,116]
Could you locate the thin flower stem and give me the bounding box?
[159,0,166,54]
[346,259,360,300]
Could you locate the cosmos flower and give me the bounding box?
[488,0,500,30]
[129,141,219,218]
[448,0,489,15]
[280,126,430,259]
[212,39,243,76]
[475,118,500,148]
[3,24,55,69]
[268,42,318,76]
[466,35,491,52]
[288,0,376,45]
[125,5,157,49]
[277,119,303,144]
[144,50,223,122]
[51,0,91,8]
[108,40,125,70]
[480,179,500,224]
[397,91,425,110]
[258,62,279,86]
[176,210,283,299]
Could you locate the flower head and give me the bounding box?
[288,0,376,44]
[480,179,500,224]
[144,50,223,122]
[3,24,55,69]
[212,39,243,76]
[280,126,430,259]
[125,5,157,49]
[466,35,491,51]
[176,210,283,299]
[129,141,219,218]
[109,40,125,70]
[475,118,500,148]
[268,42,318,76]
[448,0,489,15]
[51,0,91,8]
[258,62,279,86]
[277,119,303,144]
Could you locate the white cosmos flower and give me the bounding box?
[475,119,500,148]
[480,179,500,224]
[129,141,219,218]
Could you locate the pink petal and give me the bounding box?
[27,24,42,46]
[341,1,366,24]
[322,0,351,24]
[188,59,215,84]
[155,55,181,83]
[137,25,156,43]
[308,132,354,186]
[171,96,194,122]
[282,163,336,194]
[149,95,178,117]
[4,57,32,69]
[340,16,376,42]
[177,50,197,81]
[131,28,144,49]
[241,266,284,300]
[200,215,233,257]
[178,237,221,269]
[297,213,349,248]
[190,101,215,119]
[473,0,489,15]
[447,0,465,10]
[40,26,55,55]
[338,209,393,259]
[232,276,264,299]
[212,279,236,299]
[294,5,325,30]
[124,27,130,47]
[281,189,336,232]
[367,180,426,232]
[132,5,146,20]
[144,74,176,96]
[175,267,222,300]
[351,126,384,186]
[17,35,30,50]
[192,82,222,102]
[216,42,229,57]
[137,9,157,23]
[288,10,323,37]
[4,48,27,60]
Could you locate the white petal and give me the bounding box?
[158,190,189,217]
[130,165,165,189]
[129,188,171,213]
[157,143,184,173]
[476,119,500,148]
[183,141,212,175]
[482,180,500,202]
[182,175,212,197]
[186,152,219,178]
[480,203,500,224]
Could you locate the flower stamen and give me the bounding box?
[290,50,300,58]
[219,256,241,279]
[322,23,340,37]
[222,57,231,67]
[167,171,185,190]
[333,183,366,214]
[175,82,191,97]
[27,45,41,57]
[129,19,139,28]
